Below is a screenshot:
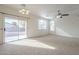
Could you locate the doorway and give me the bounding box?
[5,17,27,42]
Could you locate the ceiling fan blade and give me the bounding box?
[57,10,70,18]
[57,10,61,15]
[62,14,69,16]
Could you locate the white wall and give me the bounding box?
[55,16,79,38]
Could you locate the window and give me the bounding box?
[38,19,47,30]
[50,20,55,31]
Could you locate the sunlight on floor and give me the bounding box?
[8,39,56,50]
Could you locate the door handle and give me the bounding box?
[4,28,5,31]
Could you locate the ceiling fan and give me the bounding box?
[57,10,69,18]
[19,4,30,15]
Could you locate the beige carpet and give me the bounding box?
[0,35,79,55]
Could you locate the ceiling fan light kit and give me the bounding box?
[19,4,30,15]
[19,9,29,15]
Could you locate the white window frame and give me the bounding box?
[50,20,55,31]
[38,19,47,30]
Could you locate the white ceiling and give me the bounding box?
[0,4,79,19]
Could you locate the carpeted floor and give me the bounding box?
[0,35,79,55]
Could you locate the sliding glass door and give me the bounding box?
[5,17,27,42]
[5,17,18,42]
[18,20,27,39]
